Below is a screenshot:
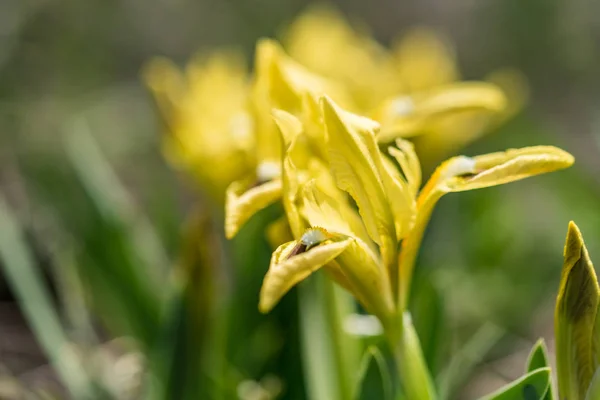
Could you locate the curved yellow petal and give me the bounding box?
[255,39,311,112]
[225,177,282,239]
[321,96,385,243]
[375,82,507,142]
[444,146,574,192]
[259,238,351,313]
[321,96,414,265]
[414,82,506,117]
[411,74,520,166]
[255,39,349,113]
[253,39,332,162]
[556,221,600,400]
[399,146,574,311]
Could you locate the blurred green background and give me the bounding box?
[1,0,600,399]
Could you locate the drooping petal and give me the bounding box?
[375,82,507,142]
[259,237,351,313]
[398,146,574,311]
[410,72,525,167]
[555,222,600,400]
[225,177,282,239]
[443,146,574,192]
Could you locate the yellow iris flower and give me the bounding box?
[145,6,518,219]
[258,95,573,332]
[224,37,510,238]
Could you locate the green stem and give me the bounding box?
[324,278,361,400]
[298,272,356,400]
[388,312,437,400]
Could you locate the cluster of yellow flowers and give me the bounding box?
[144,7,573,333]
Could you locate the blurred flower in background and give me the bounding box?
[144,53,255,203]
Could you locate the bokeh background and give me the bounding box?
[1,0,600,399]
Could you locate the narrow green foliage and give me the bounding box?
[38,124,164,349]
[394,312,437,400]
[298,273,345,400]
[0,198,98,399]
[149,210,217,400]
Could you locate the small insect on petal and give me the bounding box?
[285,227,331,260]
[300,227,330,249]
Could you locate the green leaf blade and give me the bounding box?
[355,347,392,400]
[526,339,551,373]
[479,367,551,400]
[526,339,554,399]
